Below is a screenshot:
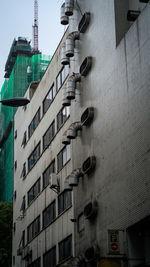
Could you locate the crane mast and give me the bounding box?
[33,0,39,53]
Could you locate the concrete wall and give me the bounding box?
[13,0,150,266]
[13,28,75,267]
[68,0,150,264]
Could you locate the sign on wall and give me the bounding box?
[107,230,120,255]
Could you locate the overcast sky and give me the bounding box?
[0,0,66,89]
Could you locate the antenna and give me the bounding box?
[33,0,39,53]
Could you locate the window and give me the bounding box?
[43,160,55,189]
[58,190,72,215]
[57,106,70,131]
[20,162,26,178]
[14,130,17,139]
[13,256,15,266]
[28,142,41,171]
[57,145,70,173]
[43,201,56,229]
[43,246,56,267]
[20,196,26,212]
[43,84,54,114]
[56,65,69,92]
[27,216,40,243]
[14,160,17,170]
[59,235,72,262]
[21,131,27,147]
[28,257,41,267]
[22,230,25,248]
[28,108,40,138]
[43,120,55,150]
[19,230,25,248]
[77,213,85,233]
[28,178,41,205]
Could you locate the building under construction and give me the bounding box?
[0,37,51,202]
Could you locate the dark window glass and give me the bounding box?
[62,65,69,84]
[43,84,54,114]
[21,131,27,147]
[56,65,69,92]
[58,190,72,215]
[43,120,55,150]
[43,246,56,267]
[27,257,41,267]
[43,201,56,229]
[28,108,40,139]
[43,160,55,189]
[77,213,85,233]
[21,162,26,178]
[14,160,17,170]
[57,145,70,173]
[28,142,41,171]
[57,106,70,131]
[20,196,26,212]
[27,216,40,243]
[59,235,72,262]
[22,230,25,248]
[28,178,41,205]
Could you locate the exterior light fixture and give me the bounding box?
[0,97,30,107]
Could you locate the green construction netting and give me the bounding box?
[0,53,51,202]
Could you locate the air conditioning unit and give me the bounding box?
[127,10,141,21]
[62,87,71,107]
[61,44,70,65]
[62,135,71,145]
[65,0,74,16]
[65,31,80,58]
[80,56,92,77]
[66,73,81,100]
[81,107,94,126]
[78,12,91,33]
[17,247,23,256]
[60,3,69,25]
[49,173,59,189]
[67,128,77,139]
[83,201,98,220]
[84,245,99,262]
[82,156,96,175]
[64,180,72,191]
[22,246,31,260]
[69,175,79,186]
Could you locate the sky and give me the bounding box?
[0,0,66,89]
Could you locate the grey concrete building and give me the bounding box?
[13,1,150,267]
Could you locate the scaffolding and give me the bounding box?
[0,46,51,202]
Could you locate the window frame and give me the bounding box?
[43,246,56,267]
[58,190,72,216]
[57,106,70,131]
[43,160,55,189]
[27,215,40,243]
[28,178,41,206]
[28,142,41,172]
[58,235,72,263]
[28,107,41,139]
[43,83,54,115]
[56,65,69,92]
[27,257,41,267]
[57,145,71,173]
[43,120,55,151]
[42,200,56,229]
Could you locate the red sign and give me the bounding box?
[111,242,118,251]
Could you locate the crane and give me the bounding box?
[33,0,39,54]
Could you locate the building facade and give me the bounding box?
[0,38,51,202]
[13,1,150,267]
